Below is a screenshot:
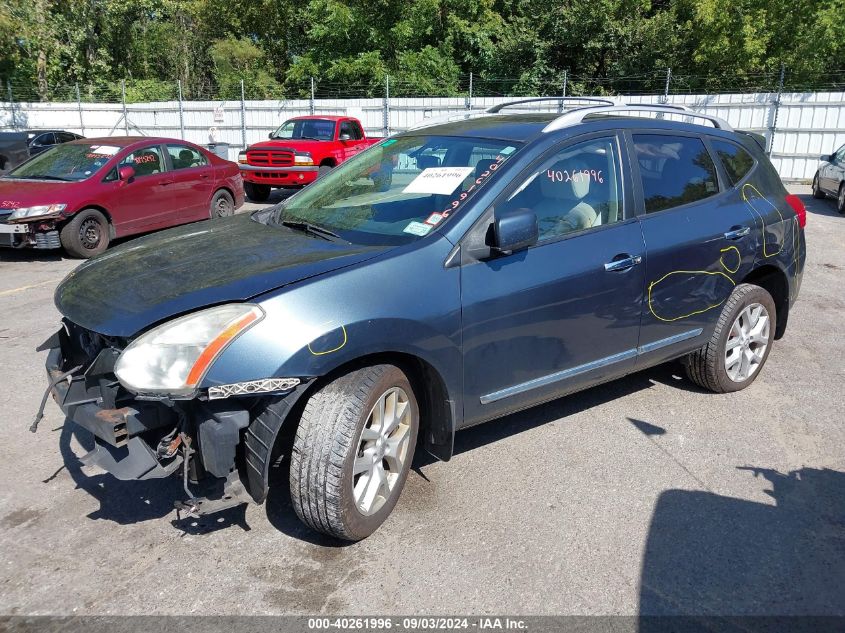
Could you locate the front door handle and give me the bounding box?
[604,254,642,272]
[724,226,751,240]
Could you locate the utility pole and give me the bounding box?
[177,79,185,140]
[466,72,473,111]
[240,79,247,152]
[558,71,568,113]
[662,68,672,104]
[383,75,391,137]
[121,79,129,135]
[768,64,786,156]
[309,77,315,115]
[75,83,85,136]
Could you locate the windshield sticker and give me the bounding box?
[403,221,433,236]
[436,153,510,219]
[500,146,516,155]
[88,145,120,156]
[403,167,474,195]
[424,213,445,226]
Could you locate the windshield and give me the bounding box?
[271,118,336,141]
[267,135,521,245]
[7,143,120,181]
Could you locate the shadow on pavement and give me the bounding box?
[799,192,842,218]
[639,465,845,629]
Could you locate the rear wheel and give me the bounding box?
[210,189,234,218]
[812,172,826,199]
[244,182,271,202]
[59,208,110,258]
[289,364,419,540]
[683,284,776,393]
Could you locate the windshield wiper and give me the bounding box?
[22,175,73,181]
[280,219,347,243]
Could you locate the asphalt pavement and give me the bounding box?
[0,185,843,616]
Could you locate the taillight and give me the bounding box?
[785,194,806,229]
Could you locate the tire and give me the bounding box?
[812,172,826,199]
[59,208,110,258]
[683,283,776,393]
[289,364,419,540]
[318,164,333,178]
[244,182,271,202]
[838,183,845,215]
[210,189,234,218]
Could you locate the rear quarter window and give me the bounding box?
[633,134,720,213]
[711,139,755,185]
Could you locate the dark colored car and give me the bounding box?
[26,130,85,156]
[0,137,244,257]
[0,132,31,173]
[812,143,845,213]
[39,100,806,540]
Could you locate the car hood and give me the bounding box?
[55,214,390,337]
[0,178,78,211]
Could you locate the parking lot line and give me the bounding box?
[0,279,62,297]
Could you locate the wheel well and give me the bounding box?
[320,158,337,167]
[64,206,115,238]
[0,155,6,170]
[277,352,454,463]
[741,265,789,339]
[214,185,234,199]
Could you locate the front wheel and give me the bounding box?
[812,172,826,199]
[244,182,271,202]
[59,208,110,258]
[290,364,419,540]
[318,164,333,178]
[683,283,776,393]
[838,183,845,214]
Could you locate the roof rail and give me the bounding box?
[543,104,733,133]
[487,97,615,114]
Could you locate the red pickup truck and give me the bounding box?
[238,115,380,201]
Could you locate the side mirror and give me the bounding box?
[493,208,538,254]
[268,132,274,139]
[820,154,834,163]
[118,166,136,181]
[339,133,352,141]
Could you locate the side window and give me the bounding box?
[633,134,719,213]
[339,121,354,139]
[712,139,755,185]
[499,136,623,243]
[835,145,845,162]
[56,132,77,143]
[166,144,207,170]
[33,133,55,146]
[120,146,164,177]
[350,121,364,140]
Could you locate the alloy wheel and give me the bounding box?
[352,386,413,516]
[725,302,770,382]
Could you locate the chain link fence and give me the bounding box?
[1,70,844,182]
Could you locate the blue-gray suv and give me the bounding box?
[38,100,807,540]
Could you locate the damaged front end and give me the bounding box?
[37,319,292,517]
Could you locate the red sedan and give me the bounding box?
[0,137,244,258]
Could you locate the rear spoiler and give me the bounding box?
[737,130,767,152]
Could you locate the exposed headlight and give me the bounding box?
[293,153,314,166]
[8,203,67,222]
[238,151,248,164]
[115,304,264,397]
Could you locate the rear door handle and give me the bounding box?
[604,254,642,272]
[724,226,750,240]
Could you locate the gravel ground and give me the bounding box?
[0,185,843,616]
